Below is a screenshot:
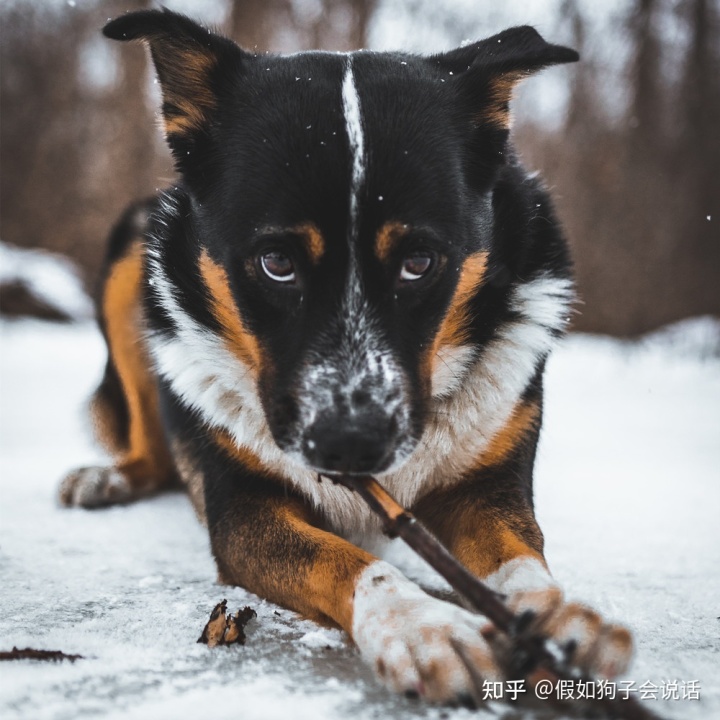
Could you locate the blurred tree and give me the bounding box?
[0,0,165,289]
[0,0,717,333]
[675,0,720,315]
[518,0,719,335]
[227,0,377,51]
[1,5,87,268]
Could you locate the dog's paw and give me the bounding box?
[507,589,633,679]
[58,466,134,508]
[352,562,501,705]
[490,558,634,679]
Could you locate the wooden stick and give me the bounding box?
[0,647,83,662]
[328,473,666,720]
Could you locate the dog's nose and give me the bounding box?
[303,412,396,474]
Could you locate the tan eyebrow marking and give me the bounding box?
[292,222,325,264]
[435,251,488,346]
[257,223,325,264]
[375,221,411,262]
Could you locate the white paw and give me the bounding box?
[510,593,634,679]
[352,561,501,704]
[487,557,634,679]
[58,466,133,508]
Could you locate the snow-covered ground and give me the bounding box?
[1,318,718,720]
[0,243,93,322]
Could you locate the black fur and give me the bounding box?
[99,7,577,548]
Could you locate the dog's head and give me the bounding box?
[105,10,577,476]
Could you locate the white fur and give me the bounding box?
[431,344,477,398]
[369,274,574,521]
[482,556,556,596]
[352,560,500,697]
[146,247,384,526]
[146,252,313,481]
[59,466,133,508]
[341,58,365,237]
[482,557,633,678]
[340,59,372,334]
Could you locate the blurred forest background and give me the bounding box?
[1,0,718,336]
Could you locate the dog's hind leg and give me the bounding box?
[59,202,176,508]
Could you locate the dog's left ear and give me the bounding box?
[434,26,578,131]
[430,27,577,186]
[104,9,246,159]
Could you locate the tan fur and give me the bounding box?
[198,249,262,369]
[89,382,128,456]
[293,222,325,263]
[158,47,217,137]
[99,241,174,491]
[426,251,488,382]
[414,458,547,581]
[211,428,271,477]
[213,494,375,630]
[171,438,207,524]
[481,70,525,129]
[374,221,409,262]
[477,399,540,469]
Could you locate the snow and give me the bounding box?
[0,242,93,322]
[1,317,719,720]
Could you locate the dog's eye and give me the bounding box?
[260,252,295,283]
[399,252,433,282]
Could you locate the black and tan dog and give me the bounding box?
[60,9,633,703]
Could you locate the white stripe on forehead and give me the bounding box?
[342,58,365,239]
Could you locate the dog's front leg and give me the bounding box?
[414,475,634,680]
[206,478,372,631]
[204,466,503,704]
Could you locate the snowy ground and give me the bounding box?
[1,318,718,720]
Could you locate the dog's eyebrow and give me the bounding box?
[375,222,411,262]
[254,223,325,263]
[374,223,447,262]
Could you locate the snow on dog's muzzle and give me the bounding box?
[295,348,412,475]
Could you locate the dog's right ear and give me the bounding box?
[104,9,245,159]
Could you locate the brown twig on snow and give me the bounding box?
[198,600,256,647]
[328,473,666,720]
[224,606,257,645]
[0,647,83,662]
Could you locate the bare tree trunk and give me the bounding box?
[675,0,720,310]
[627,0,662,149]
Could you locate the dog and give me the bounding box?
[60,9,633,704]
